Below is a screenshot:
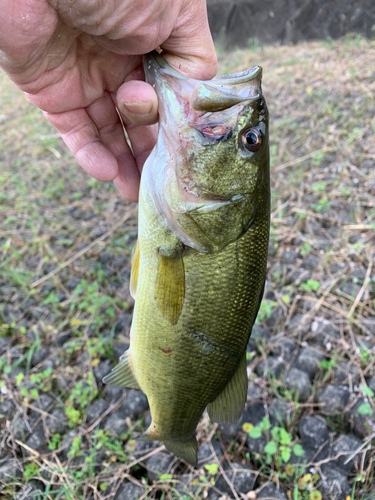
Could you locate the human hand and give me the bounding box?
[0,0,217,201]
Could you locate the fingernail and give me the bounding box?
[123,101,153,115]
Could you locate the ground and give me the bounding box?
[0,36,374,500]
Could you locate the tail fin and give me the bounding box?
[137,425,197,467]
[163,436,197,467]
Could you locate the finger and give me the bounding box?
[85,92,141,201]
[44,108,120,182]
[162,0,217,81]
[117,80,159,127]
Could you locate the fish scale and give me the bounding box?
[103,51,270,466]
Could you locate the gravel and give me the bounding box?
[331,434,363,473]
[317,464,351,500]
[119,390,149,419]
[145,451,174,482]
[298,415,329,449]
[293,347,326,380]
[318,385,350,413]
[285,367,312,402]
[0,458,23,480]
[46,407,69,434]
[113,481,144,500]
[197,440,224,464]
[257,482,288,499]
[256,355,285,378]
[214,462,256,496]
[104,411,128,437]
[86,399,109,424]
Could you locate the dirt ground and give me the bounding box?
[0,36,374,500]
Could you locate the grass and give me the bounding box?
[0,35,374,499]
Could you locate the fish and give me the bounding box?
[103,51,270,467]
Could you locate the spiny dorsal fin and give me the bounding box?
[207,351,247,425]
[102,351,140,389]
[130,240,140,299]
[155,252,185,325]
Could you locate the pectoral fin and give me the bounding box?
[207,351,247,425]
[130,240,140,299]
[155,252,185,325]
[102,351,140,389]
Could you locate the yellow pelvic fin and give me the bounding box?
[207,350,247,425]
[130,240,140,299]
[102,351,140,390]
[155,251,185,325]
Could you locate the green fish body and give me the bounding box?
[104,53,270,466]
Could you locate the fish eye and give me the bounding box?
[241,128,262,152]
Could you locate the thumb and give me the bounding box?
[161,0,217,81]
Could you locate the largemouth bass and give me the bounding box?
[104,52,270,466]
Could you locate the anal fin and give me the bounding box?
[102,351,140,389]
[207,351,247,425]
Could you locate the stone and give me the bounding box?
[46,407,69,435]
[281,249,298,264]
[59,430,79,461]
[246,434,267,455]
[256,356,285,378]
[215,462,256,496]
[115,313,132,335]
[29,393,55,419]
[103,385,126,403]
[131,439,157,458]
[146,451,174,482]
[331,434,363,473]
[247,325,270,352]
[334,361,361,385]
[15,480,44,500]
[311,322,340,348]
[114,342,129,360]
[104,411,128,437]
[361,317,375,335]
[247,381,263,402]
[30,347,49,367]
[24,428,47,456]
[175,474,200,496]
[93,359,114,385]
[285,368,312,402]
[268,398,294,426]
[197,441,223,464]
[317,464,350,500]
[0,399,15,419]
[257,482,288,499]
[113,481,144,500]
[264,306,285,329]
[366,376,375,393]
[86,399,109,424]
[119,390,149,419]
[302,255,320,269]
[65,277,81,292]
[318,385,349,414]
[221,401,265,439]
[271,337,297,361]
[299,415,329,449]
[293,347,326,380]
[348,399,373,438]
[56,331,71,347]
[0,458,23,480]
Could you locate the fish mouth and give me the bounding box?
[143,51,263,116]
